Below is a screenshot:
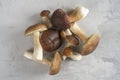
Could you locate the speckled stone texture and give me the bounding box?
[0,0,120,80]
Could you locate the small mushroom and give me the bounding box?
[25,23,47,60]
[70,23,100,55]
[68,6,89,23]
[49,52,62,75]
[24,49,51,66]
[60,31,82,61]
[40,10,52,28]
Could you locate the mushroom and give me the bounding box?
[25,23,47,60]
[68,7,100,55]
[60,30,82,61]
[49,52,62,75]
[40,10,52,28]
[24,49,51,66]
[68,6,89,23]
[70,23,100,55]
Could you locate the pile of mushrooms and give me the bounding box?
[24,6,100,75]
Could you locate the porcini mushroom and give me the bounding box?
[49,52,62,75]
[68,6,89,42]
[68,6,89,23]
[25,23,47,60]
[68,7,100,55]
[60,30,82,61]
[71,23,100,55]
[24,49,51,66]
[40,10,52,28]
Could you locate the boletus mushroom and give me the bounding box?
[25,23,47,60]
[68,7,100,55]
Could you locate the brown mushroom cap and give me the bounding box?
[80,34,100,55]
[49,52,62,75]
[40,10,50,17]
[25,23,47,36]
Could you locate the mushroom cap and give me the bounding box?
[25,23,47,36]
[80,34,100,55]
[40,10,50,17]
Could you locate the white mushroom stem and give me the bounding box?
[70,22,87,43]
[61,30,82,61]
[33,32,43,60]
[24,50,51,66]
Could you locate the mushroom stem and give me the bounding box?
[33,32,43,60]
[24,50,51,66]
[70,22,87,43]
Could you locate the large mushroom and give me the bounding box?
[25,23,47,60]
[68,7,100,55]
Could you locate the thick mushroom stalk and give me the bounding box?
[33,32,43,60]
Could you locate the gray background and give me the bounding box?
[0,0,120,80]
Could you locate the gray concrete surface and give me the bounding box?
[0,0,120,80]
